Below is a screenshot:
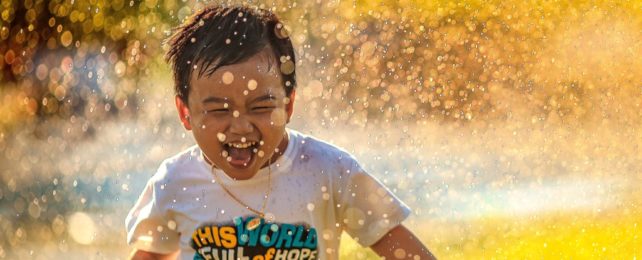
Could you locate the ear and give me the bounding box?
[285,89,296,123]
[175,95,192,130]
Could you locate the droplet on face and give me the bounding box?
[307,203,315,211]
[222,71,234,84]
[221,150,229,157]
[257,150,265,157]
[233,110,240,117]
[241,137,246,142]
[190,37,196,43]
[280,60,295,75]
[243,90,249,95]
[225,38,231,44]
[247,79,258,90]
[217,132,226,142]
[226,156,232,162]
[224,103,229,108]
[259,140,265,146]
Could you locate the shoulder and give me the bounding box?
[149,145,204,184]
[288,129,361,171]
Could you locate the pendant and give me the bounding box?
[247,217,262,231]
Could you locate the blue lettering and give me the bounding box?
[275,223,296,248]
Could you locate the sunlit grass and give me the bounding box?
[340,209,642,259]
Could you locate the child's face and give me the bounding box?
[175,49,294,180]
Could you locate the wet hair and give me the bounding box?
[165,5,296,105]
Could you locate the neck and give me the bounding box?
[262,131,289,169]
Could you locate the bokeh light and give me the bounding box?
[0,0,641,258]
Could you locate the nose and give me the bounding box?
[229,113,254,135]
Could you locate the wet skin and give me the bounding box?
[175,49,295,180]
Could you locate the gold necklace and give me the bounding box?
[209,157,272,231]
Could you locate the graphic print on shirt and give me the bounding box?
[191,216,318,260]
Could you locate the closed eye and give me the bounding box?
[252,106,275,111]
[205,109,229,113]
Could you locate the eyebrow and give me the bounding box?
[201,94,277,105]
[201,96,228,104]
[250,94,277,103]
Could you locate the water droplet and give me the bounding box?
[247,79,257,90]
[233,110,240,117]
[241,137,246,142]
[257,150,265,157]
[280,60,295,75]
[67,212,95,245]
[167,220,177,230]
[217,132,226,142]
[307,203,315,211]
[394,248,406,259]
[60,31,73,47]
[274,23,289,39]
[222,71,234,84]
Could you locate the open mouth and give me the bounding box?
[222,141,261,168]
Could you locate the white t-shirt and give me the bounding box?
[126,129,410,260]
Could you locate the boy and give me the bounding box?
[126,4,436,260]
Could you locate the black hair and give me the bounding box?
[165,5,296,105]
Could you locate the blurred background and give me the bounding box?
[0,0,641,258]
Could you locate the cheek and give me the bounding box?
[269,108,288,127]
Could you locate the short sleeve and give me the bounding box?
[125,173,180,254]
[335,156,411,247]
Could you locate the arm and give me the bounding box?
[370,224,437,260]
[129,249,179,260]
